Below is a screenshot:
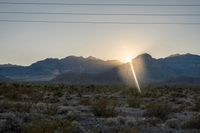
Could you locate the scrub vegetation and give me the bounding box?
[0,83,200,133]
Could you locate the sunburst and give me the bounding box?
[123,46,141,93]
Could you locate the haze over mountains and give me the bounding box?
[0,53,200,85]
[0,56,122,82]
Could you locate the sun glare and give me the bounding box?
[122,46,141,93]
[124,55,133,63]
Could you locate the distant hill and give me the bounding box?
[165,76,200,85]
[52,68,123,85]
[0,56,122,81]
[1,53,200,85]
[0,75,13,82]
[117,53,200,84]
[0,64,19,68]
[51,53,200,85]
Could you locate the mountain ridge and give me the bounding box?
[51,53,200,85]
[0,53,200,85]
[0,55,123,81]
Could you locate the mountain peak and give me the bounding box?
[165,53,200,60]
[63,55,83,59]
[0,64,19,68]
[167,53,181,58]
[135,53,152,60]
[87,56,98,60]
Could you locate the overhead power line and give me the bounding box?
[0,11,200,16]
[0,20,200,25]
[0,2,200,6]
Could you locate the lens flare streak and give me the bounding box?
[129,61,141,93]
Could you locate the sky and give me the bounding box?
[0,0,200,65]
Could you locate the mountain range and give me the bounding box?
[0,53,200,85]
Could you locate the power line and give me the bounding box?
[0,20,200,25]
[0,2,200,6]
[1,11,200,16]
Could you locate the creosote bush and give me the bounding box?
[22,119,73,133]
[194,97,200,112]
[117,128,140,133]
[182,115,200,129]
[80,97,92,106]
[144,102,172,120]
[0,101,32,112]
[91,98,118,118]
[127,96,142,108]
[143,87,161,98]
[45,104,57,116]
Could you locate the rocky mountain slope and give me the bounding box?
[1,53,200,85]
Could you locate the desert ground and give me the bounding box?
[0,83,200,133]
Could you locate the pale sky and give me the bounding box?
[0,0,200,65]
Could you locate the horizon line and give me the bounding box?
[0,52,198,66]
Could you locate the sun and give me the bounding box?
[123,55,133,63]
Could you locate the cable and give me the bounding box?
[0,11,200,16]
[0,20,200,25]
[0,2,200,6]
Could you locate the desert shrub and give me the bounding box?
[91,98,118,118]
[80,97,92,106]
[0,82,3,86]
[0,83,46,102]
[173,105,185,112]
[53,91,63,97]
[30,91,45,103]
[22,119,73,133]
[0,101,13,110]
[45,104,57,116]
[121,87,140,97]
[12,83,20,88]
[12,102,32,112]
[194,97,200,112]
[165,118,180,129]
[127,96,142,108]
[144,102,172,120]
[0,101,32,112]
[145,117,161,126]
[171,92,187,98]
[4,89,21,101]
[117,128,140,133]
[143,87,161,98]
[181,115,200,129]
[0,117,21,133]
